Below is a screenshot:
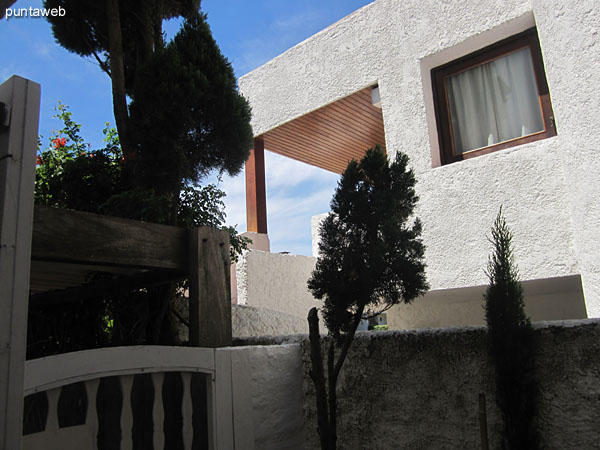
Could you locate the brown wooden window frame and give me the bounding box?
[432,28,556,165]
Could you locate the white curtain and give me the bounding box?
[446,47,544,154]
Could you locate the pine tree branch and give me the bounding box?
[91,49,111,76]
[333,303,365,380]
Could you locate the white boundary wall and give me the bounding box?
[236,250,320,321]
[239,0,600,316]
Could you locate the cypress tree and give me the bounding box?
[484,208,539,450]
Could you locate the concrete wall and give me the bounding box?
[175,300,308,340]
[236,249,320,320]
[297,319,600,450]
[232,304,307,338]
[387,275,587,330]
[229,344,306,450]
[239,0,600,316]
[532,0,600,318]
[310,214,327,258]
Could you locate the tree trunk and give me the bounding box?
[308,308,329,450]
[136,0,155,68]
[308,305,364,450]
[327,342,337,450]
[106,0,133,158]
[149,282,177,344]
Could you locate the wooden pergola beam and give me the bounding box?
[31,205,189,271]
[188,227,232,347]
[31,205,232,347]
[245,137,267,234]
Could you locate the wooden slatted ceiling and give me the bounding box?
[259,87,386,174]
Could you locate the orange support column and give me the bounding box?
[245,138,267,234]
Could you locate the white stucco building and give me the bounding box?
[236,0,600,329]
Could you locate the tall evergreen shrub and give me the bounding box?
[484,209,539,450]
[307,146,428,450]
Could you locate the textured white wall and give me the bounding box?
[239,0,600,315]
[232,304,307,338]
[310,213,327,258]
[387,275,587,330]
[228,345,305,450]
[529,0,600,316]
[236,250,320,320]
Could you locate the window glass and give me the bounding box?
[446,47,544,155]
[431,28,556,165]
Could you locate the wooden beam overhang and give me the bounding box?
[245,138,268,234]
[243,86,385,236]
[259,86,386,174]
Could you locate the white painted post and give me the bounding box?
[45,388,60,432]
[214,350,234,450]
[181,372,193,449]
[84,379,100,450]
[0,75,40,450]
[206,372,216,450]
[151,372,164,450]
[120,375,134,450]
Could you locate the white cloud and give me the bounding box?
[34,40,54,58]
[265,151,338,190]
[208,150,339,255]
[271,9,322,36]
[0,64,19,83]
[233,9,325,76]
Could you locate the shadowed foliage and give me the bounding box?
[32,0,253,351]
[43,1,252,202]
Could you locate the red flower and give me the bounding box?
[52,137,67,149]
[36,155,43,165]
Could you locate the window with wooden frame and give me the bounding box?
[432,28,556,165]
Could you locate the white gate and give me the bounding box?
[22,346,234,450]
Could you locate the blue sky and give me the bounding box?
[1,0,374,255]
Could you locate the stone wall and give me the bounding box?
[298,320,600,450]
